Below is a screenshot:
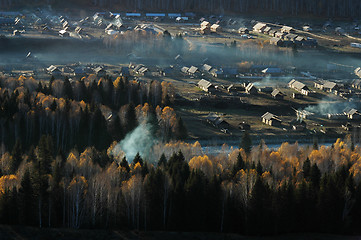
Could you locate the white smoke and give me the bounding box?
[111,123,158,162]
[304,101,357,115]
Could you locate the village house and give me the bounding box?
[201,21,211,28]
[284,33,298,41]
[275,31,286,39]
[342,123,353,132]
[181,66,189,74]
[253,22,267,33]
[211,24,222,33]
[261,112,282,127]
[258,87,273,93]
[262,67,282,75]
[355,67,361,78]
[270,37,283,46]
[269,29,277,37]
[280,26,295,34]
[314,80,339,92]
[288,79,310,95]
[198,79,215,93]
[295,109,315,120]
[47,65,62,77]
[188,66,200,76]
[295,36,306,46]
[227,84,244,93]
[200,25,211,34]
[222,68,238,78]
[245,83,258,94]
[136,66,149,76]
[352,79,361,90]
[271,89,284,100]
[263,26,272,35]
[210,68,224,78]
[201,64,213,73]
[94,66,107,78]
[238,27,249,34]
[345,108,361,120]
[327,113,347,120]
[292,93,303,99]
[206,113,230,129]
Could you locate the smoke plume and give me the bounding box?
[111,123,158,162]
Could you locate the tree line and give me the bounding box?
[0,133,361,234]
[1,0,360,18]
[0,74,186,154]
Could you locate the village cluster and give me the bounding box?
[0,9,361,141]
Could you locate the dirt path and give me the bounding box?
[344,34,361,42]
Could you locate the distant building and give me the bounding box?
[126,13,141,17]
[271,89,284,100]
[284,33,298,41]
[238,27,249,34]
[198,79,215,93]
[200,25,211,34]
[210,24,222,33]
[258,87,273,93]
[292,93,303,99]
[273,32,284,39]
[295,109,315,120]
[327,113,347,120]
[181,66,189,74]
[345,108,361,120]
[314,80,338,92]
[253,22,267,33]
[288,79,310,95]
[262,67,282,75]
[280,26,295,33]
[47,65,62,77]
[206,113,230,129]
[352,79,361,90]
[245,83,257,94]
[94,67,107,78]
[202,64,213,73]
[188,66,200,76]
[201,21,211,28]
[263,26,272,34]
[270,37,283,46]
[269,29,277,37]
[355,67,361,78]
[261,112,282,127]
[59,30,70,37]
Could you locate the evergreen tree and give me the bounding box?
[10,139,22,173]
[133,152,143,167]
[240,131,252,154]
[18,169,35,225]
[303,157,311,180]
[120,157,130,172]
